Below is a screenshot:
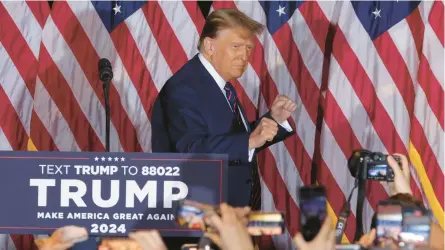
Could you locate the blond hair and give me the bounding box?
[198,8,264,51]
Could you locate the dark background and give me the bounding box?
[47,1,214,18]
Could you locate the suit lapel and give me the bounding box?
[192,55,235,119]
[192,54,251,133]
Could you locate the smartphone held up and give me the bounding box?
[375,201,431,248]
[299,185,327,241]
[175,199,285,236]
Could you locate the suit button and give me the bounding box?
[245,179,252,184]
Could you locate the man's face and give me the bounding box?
[206,27,255,81]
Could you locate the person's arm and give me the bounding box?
[249,111,295,153]
[162,84,249,163]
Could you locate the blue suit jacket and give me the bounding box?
[151,54,294,207]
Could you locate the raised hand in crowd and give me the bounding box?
[34,226,88,250]
[99,238,142,250]
[386,154,412,196]
[357,228,376,249]
[231,206,251,226]
[98,230,167,250]
[129,230,167,250]
[205,203,254,250]
[292,216,335,250]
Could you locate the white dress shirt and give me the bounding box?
[198,53,293,162]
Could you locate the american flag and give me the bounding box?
[0,1,443,250]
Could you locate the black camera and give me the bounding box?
[348,150,402,182]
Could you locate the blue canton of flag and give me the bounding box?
[92,1,147,33]
[259,1,304,34]
[352,1,421,40]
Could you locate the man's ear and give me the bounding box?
[203,37,214,56]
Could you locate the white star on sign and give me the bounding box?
[101,157,106,161]
[108,157,113,161]
[114,157,119,162]
[113,3,121,15]
[372,8,382,19]
[276,5,286,17]
[94,157,99,161]
[121,157,125,162]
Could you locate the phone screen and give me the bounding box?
[181,244,199,250]
[376,204,402,247]
[175,200,213,231]
[176,200,285,236]
[400,206,430,246]
[299,186,326,241]
[335,244,362,250]
[246,212,285,236]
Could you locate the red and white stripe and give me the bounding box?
[1,1,444,250]
[318,0,443,235]
[410,0,444,226]
[0,1,50,249]
[3,1,204,249]
[31,0,205,155]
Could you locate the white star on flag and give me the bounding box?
[372,8,382,19]
[94,157,99,161]
[113,4,121,15]
[276,5,286,17]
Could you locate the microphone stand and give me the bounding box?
[103,81,110,152]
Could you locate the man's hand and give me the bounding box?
[233,206,250,226]
[205,203,254,250]
[35,226,88,250]
[98,239,142,250]
[387,154,412,196]
[270,95,297,124]
[358,228,376,248]
[249,118,278,149]
[129,230,167,250]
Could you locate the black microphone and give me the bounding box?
[98,58,113,152]
[98,58,113,82]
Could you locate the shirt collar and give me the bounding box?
[198,53,226,91]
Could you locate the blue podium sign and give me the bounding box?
[0,151,228,237]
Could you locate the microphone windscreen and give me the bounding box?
[98,58,111,70]
[98,58,113,81]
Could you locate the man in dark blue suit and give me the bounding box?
[151,8,297,249]
[151,8,296,209]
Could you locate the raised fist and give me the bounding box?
[248,117,278,149]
